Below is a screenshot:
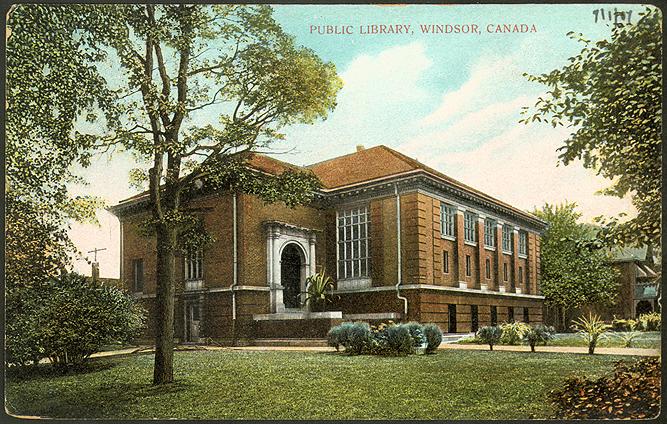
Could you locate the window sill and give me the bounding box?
[441,235,456,242]
[518,254,528,259]
[502,250,513,255]
[464,241,477,247]
[484,245,496,251]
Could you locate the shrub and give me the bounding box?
[499,321,530,345]
[638,312,661,331]
[6,273,146,369]
[571,313,610,355]
[614,330,642,348]
[346,322,372,355]
[403,322,425,349]
[476,326,502,351]
[304,268,337,312]
[423,324,443,353]
[524,325,555,352]
[550,357,660,419]
[327,322,355,351]
[385,324,414,356]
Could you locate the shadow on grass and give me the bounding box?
[6,360,120,382]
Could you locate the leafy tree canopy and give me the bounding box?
[521,8,661,247]
[533,203,619,315]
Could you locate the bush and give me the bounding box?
[524,325,555,352]
[499,321,530,345]
[385,324,414,356]
[327,322,355,351]
[571,313,610,355]
[6,273,146,369]
[638,312,660,331]
[346,322,372,355]
[550,357,660,419]
[611,316,638,332]
[476,326,502,351]
[423,324,443,353]
[403,322,425,349]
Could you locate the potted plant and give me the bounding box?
[303,268,337,312]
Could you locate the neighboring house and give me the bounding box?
[607,246,661,319]
[109,145,547,342]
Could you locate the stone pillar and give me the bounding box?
[495,222,504,292]
[512,226,520,294]
[269,228,285,313]
[308,233,317,276]
[91,262,100,282]
[455,208,466,288]
[476,215,485,290]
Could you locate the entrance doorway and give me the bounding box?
[281,244,303,309]
[470,305,479,332]
[448,304,457,333]
[185,301,201,342]
[636,300,653,317]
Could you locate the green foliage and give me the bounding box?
[345,322,372,355]
[6,273,146,369]
[423,324,443,354]
[614,330,642,348]
[638,312,661,331]
[549,357,660,419]
[384,325,415,356]
[326,322,355,351]
[524,325,555,352]
[571,313,611,354]
[533,203,619,328]
[611,316,638,332]
[403,322,426,348]
[499,322,531,345]
[303,268,337,312]
[522,8,661,246]
[476,326,503,350]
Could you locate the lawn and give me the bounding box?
[458,331,661,349]
[6,350,641,420]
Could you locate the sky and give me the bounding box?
[67,3,652,278]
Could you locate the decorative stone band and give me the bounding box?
[253,311,343,321]
[333,283,545,300]
[132,285,271,299]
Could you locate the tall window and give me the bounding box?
[503,263,508,281]
[132,258,144,292]
[185,248,203,280]
[523,307,530,323]
[465,255,471,276]
[485,258,491,279]
[337,206,370,279]
[518,266,524,285]
[440,203,455,237]
[508,307,515,322]
[518,231,527,256]
[491,306,498,326]
[484,218,496,247]
[443,250,449,274]
[464,211,477,243]
[502,225,513,252]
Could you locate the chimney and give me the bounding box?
[92,262,100,282]
[356,145,365,152]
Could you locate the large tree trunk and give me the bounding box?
[153,223,177,385]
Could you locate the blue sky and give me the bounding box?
[68,4,653,277]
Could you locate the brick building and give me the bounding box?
[110,145,547,342]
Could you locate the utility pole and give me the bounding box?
[87,247,107,282]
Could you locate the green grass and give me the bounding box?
[459,331,661,349]
[5,350,642,420]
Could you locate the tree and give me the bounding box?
[6,5,112,366]
[521,8,661,247]
[533,203,619,330]
[27,4,341,384]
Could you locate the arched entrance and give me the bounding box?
[281,244,304,309]
[636,300,653,317]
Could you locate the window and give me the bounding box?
[485,258,491,279]
[337,206,370,279]
[508,306,514,322]
[502,225,513,252]
[518,231,527,256]
[503,263,508,281]
[484,218,496,247]
[465,255,471,276]
[464,211,477,243]
[443,250,449,274]
[471,305,479,332]
[490,306,498,326]
[448,304,457,333]
[132,259,144,292]
[440,203,455,237]
[185,248,203,280]
[518,266,523,285]
[523,307,530,323]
